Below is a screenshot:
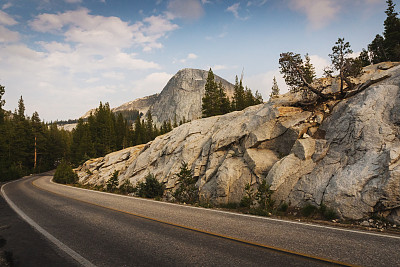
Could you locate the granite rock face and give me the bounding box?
[148,68,235,126]
[76,62,400,223]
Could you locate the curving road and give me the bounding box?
[1,173,400,266]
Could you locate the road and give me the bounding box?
[1,173,400,266]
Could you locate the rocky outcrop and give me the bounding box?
[76,62,400,224]
[148,68,235,126]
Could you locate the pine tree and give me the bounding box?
[232,75,246,111]
[358,48,371,67]
[303,53,316,84]
[145,112,154,141]
[384,0,400,61]
[0,84,5,124]
[202,68,219,117]
[329,38,354,93]
[217,81,231,115]
[270,76,280,99]
[369,34,388,63]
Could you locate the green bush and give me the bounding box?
[278,202,289,212]
[106,171,119,192]
[54,159,78,184]
[119,178,135,194]
[255,180,275,211]
[240,183,255,208]
[301,203,318,217]
[320,203,338,220]
[135,173,164,199]
[173,162,198,204]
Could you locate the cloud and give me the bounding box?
[0,9,178,120]
[0,25,20,42]
[179,53,198,63]
[226,3,249,20]
[167,0,204,20]
[247,0,267,7]
[288,0,340,30]
[29,8,178,52]
[132,72,173,96]
[308,55,330,77]
[2,2,12,9]
[246,70,288,101]
[0,10,17,25]
[65,0,82,3]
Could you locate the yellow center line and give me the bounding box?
[32,178,357,267]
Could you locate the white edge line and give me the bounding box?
[48,177,400,241]
[1,178,96,267]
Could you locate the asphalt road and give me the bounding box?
[2,173,400,267]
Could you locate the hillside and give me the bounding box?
[76,62,400,224]
[70,68,235,128]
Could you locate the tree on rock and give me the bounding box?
[279,52,324,98]
[270,76,280,99]
[384,0,400,61]
[329,38,362,93]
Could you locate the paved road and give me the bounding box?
[2,173,400,266]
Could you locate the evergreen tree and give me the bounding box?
[270,76,280,99]
[358,48,371,67]
[384,0,400,61]
[145,112,154,142]
[329,38,355,93]
[303,53,316,84]
[369,34,388,63]
[17,96,25,120]
[217,81,231,114]
[173,161,198,204]
[232,75,246,111]
[279,52,325,98]
[0,84,5,123]
[202,68,219,117]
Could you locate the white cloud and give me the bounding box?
[179,53,198,63]
[0,8,179,120]
[65,0,82,3]
[168,0,204,20]
[30,9,178,52]
[2,2,12,9]
[309,55,330,77]
[132,72,173,96]
[0,10,17,25]
[288,0,340,30]
[0,25,20,42]
[246,69,288,101]
[226,3,249,20]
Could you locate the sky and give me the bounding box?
[0,0,393,121]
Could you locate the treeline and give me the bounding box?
[0,90,70,181]
[359,0,400,66]
[0,86,181,181]
[202,69,263,118]
[70,102,182,165]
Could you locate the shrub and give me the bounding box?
[320,203,338,220]
[255,179,275,212]
[240,183,255,208]
[301,203,318,217]
[53,159,78,184]
[278,202,289,212]
[119,178,135,194]
[106,171,119,192]
[135,173,164,199]
[173,162,198,204]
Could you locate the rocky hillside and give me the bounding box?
[148,68,235,126]
[76,62,400,224]
[80,68,234,125]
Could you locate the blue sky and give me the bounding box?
[0,0,392,121]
